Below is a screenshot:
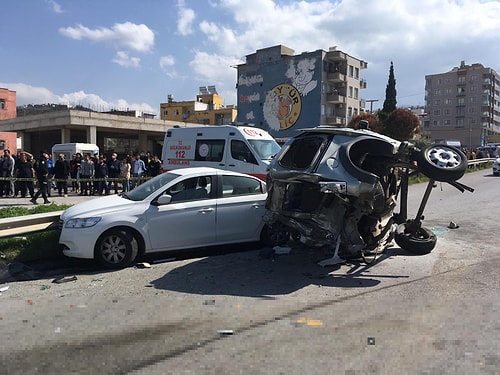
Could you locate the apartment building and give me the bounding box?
[236,45,367,140]
[159,86,237,125]
[424,61,500,149]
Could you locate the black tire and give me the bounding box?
[417,144,467,182]
[260,223,290,247]
[394,222,436,255]
[95,228,139,269]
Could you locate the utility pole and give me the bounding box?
[366,99,379,113]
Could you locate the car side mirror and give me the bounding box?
[153,194,172,206]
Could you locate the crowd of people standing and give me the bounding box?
[0,149,163,204]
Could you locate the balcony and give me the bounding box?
[360,79,367,89]
[327,72,346,82]
[327,50,347,61]
[324,116,346,126]
[326,92,347,104]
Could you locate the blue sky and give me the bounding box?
[2,0,500,115]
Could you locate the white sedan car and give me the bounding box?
[59,167,282,268]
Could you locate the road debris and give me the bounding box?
[135,262,151,268]
[217,329,234,335]
[152,257,176,264]
[448,221,460,229]
[273,245,292,255]
[52,275,77,284]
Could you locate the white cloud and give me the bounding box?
[189,51,240,103]
[2,83,155,114]
[160,55,175,68]
[59,22,155,52]
[160,55,177,78]
[46,0,63,14]
[112,51,141,67]
[177,0,196,36]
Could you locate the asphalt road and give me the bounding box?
[1,170,499,374]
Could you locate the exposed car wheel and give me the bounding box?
[95,229,139,269]
[260,223,290,246]
[394,222,436,255]
[417,144,467,182]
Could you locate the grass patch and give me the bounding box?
[0,203,72,265]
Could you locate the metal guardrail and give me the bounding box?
[0,211,62,238]
[467,157,495,167]
[0,158,495,239]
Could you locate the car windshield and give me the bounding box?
[248,139,282,160]
[124,172,180,201]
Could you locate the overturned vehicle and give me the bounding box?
[264,123,473,265]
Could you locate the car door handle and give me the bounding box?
[252,203,263,209]
[199,208,214,214]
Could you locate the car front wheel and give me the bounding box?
[260,223,290,247]
[394,222,436,255]
[95,228,139,269]
[417,144,467,182]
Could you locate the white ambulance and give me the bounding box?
[162,125,281,181]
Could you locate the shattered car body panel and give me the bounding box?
[265,125,470,262]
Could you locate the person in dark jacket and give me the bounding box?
[30,151,51,204]
[53,153,70,196]
[14,152,35,198]
[106,152,121,194]
[94,156,109,195]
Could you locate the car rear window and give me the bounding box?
[278,135,326,169]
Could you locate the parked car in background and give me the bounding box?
[59,167,280,268]
[493,157,500,176]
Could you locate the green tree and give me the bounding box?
[382,61,397,113]
[383,109,420,141]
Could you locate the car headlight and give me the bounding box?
[64,217,102,228]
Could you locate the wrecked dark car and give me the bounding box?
[264,123,473,265]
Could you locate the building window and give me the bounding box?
[0,100,5,110]
[433,120,441,126]
[445,88,452,94]
[354,88,358,99]
[458,76,466,83]
[444,109,451,115]
[444,119,451,125]
[349,65,354,77]
[348,86,353,98]
[456,118,464,127]
[456,107,465,116]
[174,109,179,115]
[433,109,441,115]
[445,98,452,105]
[434,99,441,105]
[457,97,465,105]
[163,110,168,116]
[470,97,476,103]
[469,107,476,114]
[355,67,359,79]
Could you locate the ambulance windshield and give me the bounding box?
[248,139,282,160]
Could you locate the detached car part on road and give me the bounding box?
[59,167,280,268]
[264,123,473,265]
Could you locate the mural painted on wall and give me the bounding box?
[237,54,321,137]
[263,84,301,131]
[285,58,318,97]
[263,58,317,131]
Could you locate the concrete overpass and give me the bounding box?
[0,109,197,156]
